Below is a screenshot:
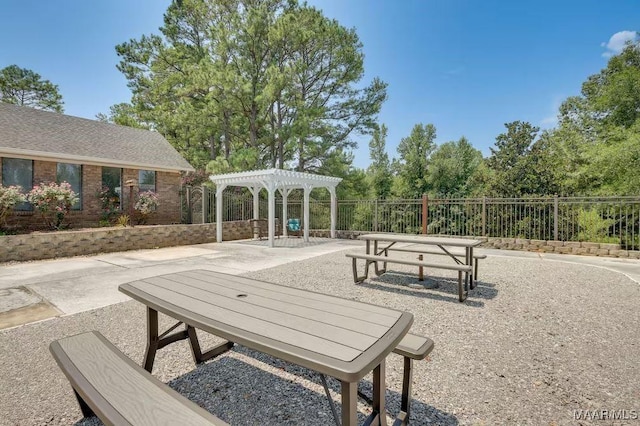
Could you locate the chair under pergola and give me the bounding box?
[209,168,342,248]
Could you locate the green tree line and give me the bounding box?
[366,41,640,200]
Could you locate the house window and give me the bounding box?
[57,163,82,210]
[102,167,122,210]
[2,158,33,211]
[139,170,156,192]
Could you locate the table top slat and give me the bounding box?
[119,270,414,382]
[155,274,390,338]
[132,280,363,361]
[358,233,482,247]
[180,270,398,327]
[145,276,378,351]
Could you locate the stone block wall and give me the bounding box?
[482,237,640,258]
[0,220,253,263]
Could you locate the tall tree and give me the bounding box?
[393,123,436,198]
[545,40,640,195]
[581,41,640,129]
[367,124,392,199]
[427,137,483,196]
[114,0,386,172]
[96,103,148,129]
[486,121,540,196]
[0,65,64,112]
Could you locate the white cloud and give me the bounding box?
[601,30,638,57]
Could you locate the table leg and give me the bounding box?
[395,357,413,426]
[469,247,476,289]
[465,248,471,292]
[187,325,234,364]
[143,307,159,373]
[341,381,358,425]
[372,360,387,426]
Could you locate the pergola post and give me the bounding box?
[329,186,337,239]
[215,184,226,243]
[303,184,312,242]
[267,183,276,248]
[251,186,260,220]
[279,187,289,237]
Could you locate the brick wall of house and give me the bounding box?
[2,158,183,230]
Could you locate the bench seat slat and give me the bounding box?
[345,253,472,272]
[388,246,487,259]
[50,331,226,426]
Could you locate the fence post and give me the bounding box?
[201,185,209,223]
[553,194,559,241]
[186,185,192,224]
[374,199,378,232]
[422,194,428,234]
[482,196,487,236]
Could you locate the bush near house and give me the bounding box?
[134,191,159,225]
[27,182,79,230]
[0,185,26,229]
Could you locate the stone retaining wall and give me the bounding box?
[481,237,640,258]
[0,221,253,263]
[2,224,638,263]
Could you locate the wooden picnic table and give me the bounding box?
[357,234,483,301]
[119,269,413,426]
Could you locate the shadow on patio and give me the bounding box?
[233,236,336,248]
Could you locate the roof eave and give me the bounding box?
[0,147,195,173]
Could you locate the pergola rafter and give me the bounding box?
[209,168,342,248]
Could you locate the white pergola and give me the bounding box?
[209,168,342,248]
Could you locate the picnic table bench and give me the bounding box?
[385,246,487,279]
[347,234,483,302]
[50,331,227,426]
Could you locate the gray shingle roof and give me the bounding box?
[0,103,194,172]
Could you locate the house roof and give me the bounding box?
[0,103,194,172]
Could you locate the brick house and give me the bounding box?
[0,103,194,229]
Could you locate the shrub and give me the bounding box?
[0,185,27,228]
[116,214,130,227]
[27,182,79,230]
[134,191,159,224]
[96,186,120,224]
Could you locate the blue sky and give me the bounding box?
[1,1,638,169]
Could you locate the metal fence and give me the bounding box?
[182,187,640,250]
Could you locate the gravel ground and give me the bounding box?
[1,248,639,425]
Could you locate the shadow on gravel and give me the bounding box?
[166,355,373,425]
[228,346,459,426]
[360,273,497,307]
